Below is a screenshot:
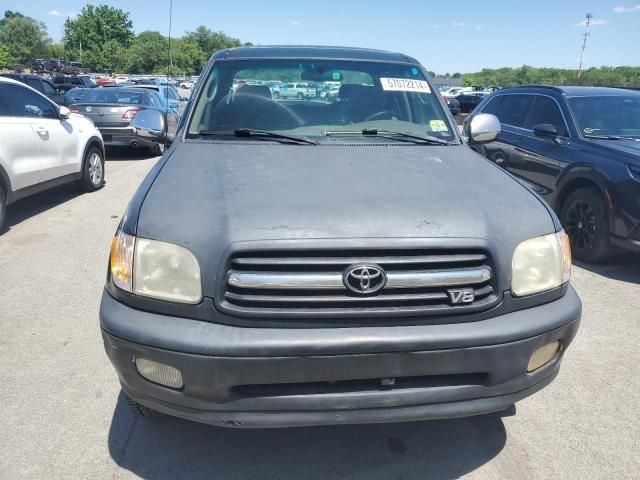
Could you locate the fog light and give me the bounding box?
[135,358,183,389]
[527,341,561,372]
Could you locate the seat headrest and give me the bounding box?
[237,85,272,99]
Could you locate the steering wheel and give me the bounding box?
[363,110,397,122]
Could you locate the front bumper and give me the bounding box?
[100,286,581,428]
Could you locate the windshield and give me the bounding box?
[569,95,640,138]
[187,59,455,141]
[83,90,147,105]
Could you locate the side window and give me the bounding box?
[497,94,534,128]
[26,78,42,92]
[482,96,503,115]
[2,84,58,119]
[71,78,81,85]
[525,96,567,136]
[148,93,159,107]
[0,87,14,116]
[41,81,57,96]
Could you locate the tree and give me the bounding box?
[0,45,10,69]
[183,26,242,56]
[125,31,168,74]
[0,10,51,64]
[63,5,134,71]
[48,43,65,60]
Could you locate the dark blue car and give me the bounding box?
[467,86,640,262]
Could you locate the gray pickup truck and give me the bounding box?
[100,46,581,428]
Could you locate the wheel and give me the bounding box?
[297,92,304,99]
[125,394,165,418]
[150,142,166,156]
[273,91,280,99]
[560,187,613,262]
[77,146,105,192]
[0,185,6,232]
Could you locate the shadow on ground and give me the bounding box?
[2,183,81,233]
[109,392,510,480]
[106,146,156,161]
[575,253,640,284]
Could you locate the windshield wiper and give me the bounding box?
[584,134,625,140]
[324,128,450,145]
[198,128,318,145]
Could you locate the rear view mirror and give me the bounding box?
[466,113,501,144]
[133,109,166,142]
[59,106,71,119]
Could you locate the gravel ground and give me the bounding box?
[0,147,638,479]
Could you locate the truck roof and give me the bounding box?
[211,45,420,65]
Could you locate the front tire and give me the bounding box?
[77,147,105,192]
[560,187,613,262]
[150,142,166,156]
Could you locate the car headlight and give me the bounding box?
[512,231,571,297]
[110,231,202,304]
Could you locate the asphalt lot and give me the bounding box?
[0,144,639,479]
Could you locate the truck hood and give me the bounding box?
[137,141,555,292]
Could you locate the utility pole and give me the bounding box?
[577,13,593,78]
[79,39,82,64]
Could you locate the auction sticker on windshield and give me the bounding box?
[380,78,431,93]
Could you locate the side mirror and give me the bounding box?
[533,123,558,139]
[59,106,71,119]
[466,113,501,144]
[181,96,188,102]
[132,109,166,142]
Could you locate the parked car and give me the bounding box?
[63,87,93,106]
[456,93,485,114]
[179,80,194,89]
[0,74,66,106]
[444,96,461,115]
[69,62,91,75]
[272,82,317,99]
[52,74,95,92]
[0,76,105,231]
[96,77,116,87]
[131,84,188,114]
[100,46,580,429]
[30,59,46,73]
[466,86,640,261]
[44,59,65,73]
[70,87,179,155]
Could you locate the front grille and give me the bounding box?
[220,248,499,318]
[232,373,488,398]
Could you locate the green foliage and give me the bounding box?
[463,66,640,88]
[48,43,65,60]
[183,26,242,56]
[0,10,51,64]
[125,31,168,74]
[64,4,134,72]
[0,44,11,68]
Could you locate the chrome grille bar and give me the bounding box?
[227,267,492,291]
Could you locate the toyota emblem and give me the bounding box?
[343,263,387,295]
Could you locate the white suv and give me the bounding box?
[0,77,105,230]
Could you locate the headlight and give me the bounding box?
[512,231,571,297]
[110,231,202,304]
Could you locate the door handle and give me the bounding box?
[35,126,48,135]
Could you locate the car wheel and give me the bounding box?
[297,92,304,99]
[0,185,7,232]
[560,187,613,263]
[273,91,280,98]
[77,146,105,192]
[150,142,166,156]
[125,394,165,418]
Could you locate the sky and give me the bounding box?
[9,0,640,73]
